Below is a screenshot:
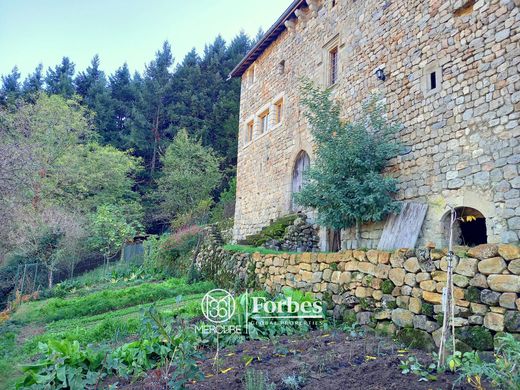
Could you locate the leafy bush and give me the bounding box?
[457,333,520,390]
[240,214,298,247]
[17,305,204,389]
[145,227,201,277]
[17,339,106,389]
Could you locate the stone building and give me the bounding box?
[230,0,520,250]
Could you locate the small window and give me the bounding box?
[259,110,270,133]
[245,120,254,142]
[329,47,338,86]
[278,60,285,75]
[274,99,283,125]
[429,71,437,90]
[248,66,255,86]
[331,0,337,7]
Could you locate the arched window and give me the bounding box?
[442,207,487,247]
[291,151,310,210]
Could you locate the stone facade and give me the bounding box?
[232,0,520,248]
[196,234,520,347]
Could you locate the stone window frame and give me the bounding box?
[246,64,256,88]
[256,101,271,138]
[422,62,442,97]
[322,34,341,88]
[243,117,255,147]
[271,92,285,131]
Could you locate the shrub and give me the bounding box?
[146,226,202,277]
[457,333,520,390]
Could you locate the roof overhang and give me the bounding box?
[228,0,306,79]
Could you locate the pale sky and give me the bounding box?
[0,0,289,78]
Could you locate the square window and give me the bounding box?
[329,46,339,86]
[274,99,283,125]
[259,110,270,133]
[245,120,254,142]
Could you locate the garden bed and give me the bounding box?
[121,330,480,389]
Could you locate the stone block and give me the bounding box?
[487,275,520,292]
[455,258,479,277]
[391,308,414,328]
[467,244,499,259]
[404,257,420,273]
[499,293,517,309]
[508,259,520,275]
[483,312,504,332]
[423,291,442,304]
[478,257,507,274]
[389,268,406,286]
[498,244,520,261]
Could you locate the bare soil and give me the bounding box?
[120,329,481,390]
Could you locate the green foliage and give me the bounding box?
[17,339,106,390]
[144,227,201,277]
[457,333,520,390]
[15,278,213,323]
[421,303,434,317]
[88,204,139,261]
[294,82,401,238]
[155,129,222,225]
[281,373,306,390]
[240,214,298,247]
[244,369,276,390]
[381,280,395,294]
[399,355,438,382]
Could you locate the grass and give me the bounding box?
[0,265,217,389]
[11,278,214,324]
[223,244,301,255]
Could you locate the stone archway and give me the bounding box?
[291,150,310,211]
[442,206,487,247]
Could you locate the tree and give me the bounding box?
[129,41,173,176]
[88,204,137,271]
[45,57,76,97]
[44,142,142,219]
[155,129,222,225]
[75,55,115,142]
[0,66,21,106]
[22,64,44,100]
[295,82,401,246]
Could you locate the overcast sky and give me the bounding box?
[0,0,289,78]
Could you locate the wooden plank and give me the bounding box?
[377,202,428,250]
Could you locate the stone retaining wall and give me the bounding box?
[196,234,520,349]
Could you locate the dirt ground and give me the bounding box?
[120,329,482,390]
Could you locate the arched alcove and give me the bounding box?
[291,150,310,211]
[442,207,487,247]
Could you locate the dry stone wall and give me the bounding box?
[197,238,520,349]
[233,0,520,248]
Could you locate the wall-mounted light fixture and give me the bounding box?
[375,68,386,81]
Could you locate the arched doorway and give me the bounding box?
[291,151,310,211]
[442,207,487,247]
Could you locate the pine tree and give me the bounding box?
[22,64,44,101]
[0,66,21,106]
[75,55,115,142]
[45,57,75,97]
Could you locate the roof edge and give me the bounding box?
[228,0,306,79]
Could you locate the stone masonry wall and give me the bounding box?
[197,239,520,349]
[233,0,520,248]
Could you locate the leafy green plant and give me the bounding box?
[282,373,306,390]
[240,214,298,247]
[17,339,107,390]
[399,355,437,382]
[457,333,520,390]
[244,369,276,390]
